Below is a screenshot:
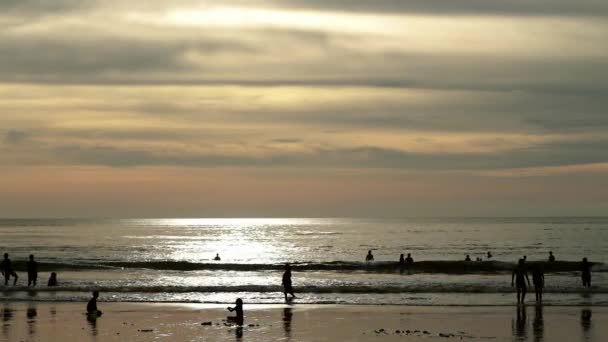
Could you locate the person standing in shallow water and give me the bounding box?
[532,265,544,304]
[27,254,38,287]
[512,259,531,305]
[548,251,555,262]
[365,250,374,262]
[282,264,296,300]
[581,258,592,288]
[47,272,58,286]
[0,253,18,286]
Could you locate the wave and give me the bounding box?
[10,260,601,274]
[2,284,607,294]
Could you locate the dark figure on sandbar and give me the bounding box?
[227,298,244,326]
[87,291,103,319]
[27,255,38,287]
[465,255,471,262]
[399,254,405,266]
[581,258,592,288]
[0,253,18,286]
[47,272,58,287]
[405,253,414,264]
[532,265,544,304]
[365,250,374,262]
[213,253,221,261]
[548,251,555,262]
[487,251,493,259]
[512,259,531,304]
[282,264,296,300]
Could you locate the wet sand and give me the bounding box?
[0,302,605,341]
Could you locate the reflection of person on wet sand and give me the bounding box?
[513,305,527,340]
[282,264,296,300]
[283,307,293,338]
[581,309,592,341]
[533,304,543,342]
[227,298,244,326]
[512,259,531,304]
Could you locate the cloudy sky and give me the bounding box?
[1,0,607,217]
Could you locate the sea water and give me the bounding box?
[0,217,606,305]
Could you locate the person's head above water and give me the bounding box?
[29,254,34,260]
[583,257,588,263]
[368,250,372,254]
[3,253,7,259]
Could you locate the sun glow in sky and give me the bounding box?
[1,0,608,217]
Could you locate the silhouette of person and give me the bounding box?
[533,304,544,342]
[405,253,413,264]
[214,253,221,261]
[523,255,527,262]
[227,298,244,326]
[282,264,296,300]
[0,253,18,286]
[548,251,555,262]
[87,291,103,318]
[512,259,531,304]
[465,255,471,261]
[365,250,374,262]
[581,258,591,288]
[532,265,544,303]
[399,254,405,266]
[27,255,38,287]
[487,251,493,259]
[47,272,58,286]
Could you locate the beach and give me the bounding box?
[0,303,605,341]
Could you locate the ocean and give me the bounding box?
[0,217,606,306]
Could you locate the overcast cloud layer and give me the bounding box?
[1,0,607,217]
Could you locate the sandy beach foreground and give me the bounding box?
[0,302,605,341]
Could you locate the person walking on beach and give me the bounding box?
[47,272,58,286]
[581,258,592,288]
[87,291,103,318]
[26,254,38,287]
[512,259,531,304]
[548,251,555,262]
[282,264,296,300]
[365,250,374,262]
[227,298,244,326]
[532,265,544,303]
[0,253,18,286]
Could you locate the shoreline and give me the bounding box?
[0,302,605,341]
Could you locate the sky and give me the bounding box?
[1,0,608,218]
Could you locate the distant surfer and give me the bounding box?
[512,259,531,304]
[282,264,296,300]
[365,250,374,262]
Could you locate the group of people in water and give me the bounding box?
[0,253,58,287]
[510,253,592,305]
